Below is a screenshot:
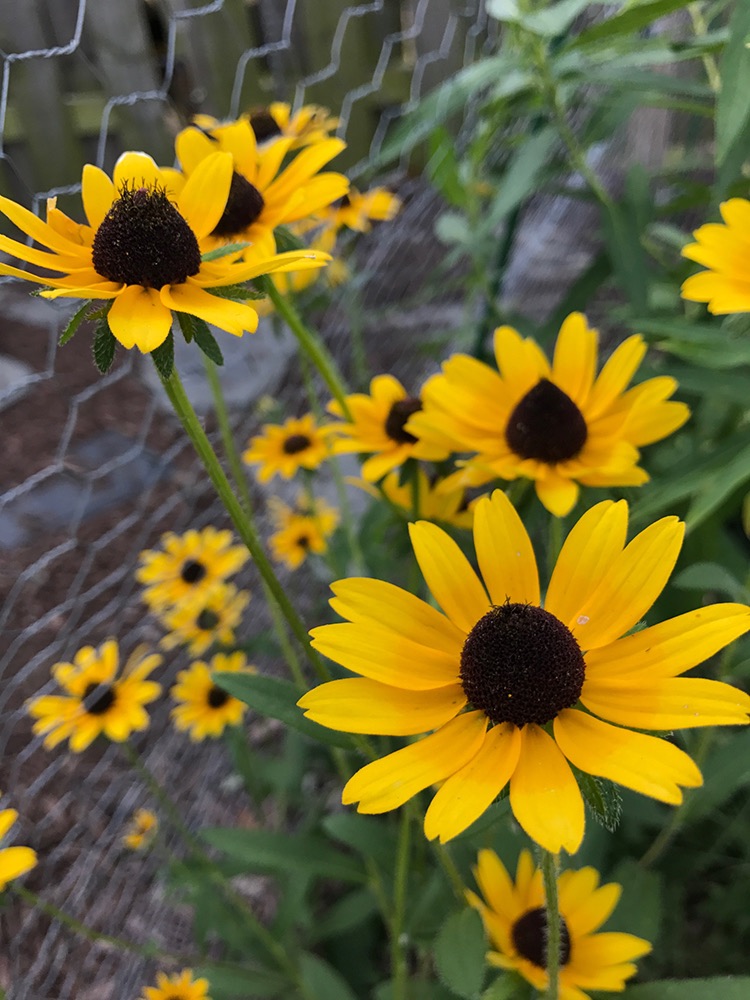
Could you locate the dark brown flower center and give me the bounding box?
[339,193,352,208]
[282,433,312,455]
[296,534,311,549]
[91,184,201,288]
[249,109,283,143]
[459,602,585,727]
[181,559,206,584]
[385,397,422,444]
[512,907,571,968]
[505,379,588,464]
[207,685,229,708]
[211,170,265,237]
[83,681,116,715]
[197,609,220,631]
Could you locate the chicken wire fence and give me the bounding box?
[0,0,622,996]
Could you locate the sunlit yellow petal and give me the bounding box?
[473,491,540,606]
[177,151,233,239]
[409,521,489,633]
[535,471,580,517]
[582,676,750,730]
[108,285,173,352]
[81,164,116,229]
[113,151,162,190]
[161,281,258,337]
[552,312,597,408]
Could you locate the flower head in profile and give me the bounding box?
[243,413,330,482]
[159,583,250,656]
[171,651,256,740]
[681,198,750,313]
[327,374,449,482]
[354,467,476,529]
[0,797,37,891]
[299,491,750,854]
[0,152,327,354]
[28,640,161,753]
[140,968,211,1000]
[136,526,248,614]
[468,849,651,999]
[244,102,339,148]
[407,314,690,516]
[269,495,340,570]
[122,808,159,851]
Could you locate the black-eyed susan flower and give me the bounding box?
[0,798,37,891]
[245,102,340,148]
[28,640,161,753]
[299,491,750,854]
[319,186,402,233]
[468,848,651,999]
[354,467,476,529]
[407,314,690,517]
[0,152,327,354]
[171,651,256,740]
[243,413,330,483]
[159,583,250,656]
[327,374,449,482]
[168,118,349,258]
[139,968,211,1000]
[269,495,340,570]
[122,808,159,851]
[136,526,248,614]
[681,198,750,313]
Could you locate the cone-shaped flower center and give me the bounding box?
[212,171,265,237]
[283,433,312,455]
[505,378,588,464]
[83,681,116,715]
[385,397,422,444]
[92,184,201,288]
[249,110,283,143]
[197,609,220,631]
[181,559,207,584]
[460,603,585,727]
[296,533,311,550]
[512,907,571,968]
[208,685,229,708]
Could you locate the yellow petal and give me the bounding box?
[424,722,521,842]
[108,285,173,352]
[298,678,466,735]
[211,118,258,177]
[409,521,489,633]
[0,846,37,888]
[509,725,584,854]
[554,709,702,804]
[161,281,258,336]
[582,676,750,730]
[0,809,18,839]
[266,138,346,201]
[113,151,162,190]
[552,313,597,408]
[175,125,217,174]
[0,193,82,254]
[571,932,652,968]
[177,151,233,239]
[81,164,116,230]
[343,711,488,813]
[493,325,550,390]
[473,491,540,606]
[586,335,646,420]
[558,868,621,937]
[193,249,329,287]
[535,472,580,517]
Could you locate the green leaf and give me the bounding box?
[685,439,750,531]
[481,977,521,1000]
[274,224,306,252]
[428,128,467,208]
[434,908,487,999]
[297,952,359,1000]
[374,981,457,1000]
[213,672,357,750]
[59,300,93,346]
[191,316,224,366]
[150,330,174,380]
[680,729,750,823]
[194,963,288,999]
[210,282,267,300]
[488,0,593,36]
[323,813,398,868]
[483,127,558,231]
[577,773,622,833]
[435,212,471,247]
[609,859,662,942]
[624,979,750,999]
[716,1,750,164]
[569,0,694,48]
[92,321,116,374]
[309,887,379,943]
[202,827,366,883]
[672,562,750,603]
[201,241,251,261]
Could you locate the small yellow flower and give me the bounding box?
[122,809,158,851]
[0,797,37,891]
[140,968,211,1000]
[28,640,161,753]
[243,413,330,482]
[136,527,248,614]
[172,652,256,741]
[269,495,339,570]
[319,185,401,233]
[244,102,340,148]
[159,583,250,656]
[681,198,750,313]
[353,467,475,529]
[468,849,651,999]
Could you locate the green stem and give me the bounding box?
[158,363,331,684]
[265,280,351,419]
[472,204,522,361]
[392,807,413,1000]
[433,840,466,902]
[547,514,564,579]
[540,849,561,1000]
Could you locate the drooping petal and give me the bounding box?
[0,193,84,254]
[473,491,540,606]
[177,151,234,239]
[161,281,258,337]
[535,472,579,517]
[409,521,489,633]
[581,676,750,730]
[108,285,173,352]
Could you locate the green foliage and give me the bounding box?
[58,300,94,346]
[91,321,116,374]
[625,980,750,999]
[434,909,488,999]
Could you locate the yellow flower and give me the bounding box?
[136,526,248,614]
[159,583,250,656]
[140,968,211,1000]
[243,413,330,482]
[122,809,158,851]
[0,798,37,891]
[28,640,161,753]
[169,117,349,257]
[354,467,475,529]
[171,652,256,740]
[269,495,340,570]
[468,849,651,999]
[319,185,402,233]
[244,102,340,148]
[0,151,327,354]
[327,374,449,482]
[299,491,750,854]
[407,313,690,516]
[681,198,750,313]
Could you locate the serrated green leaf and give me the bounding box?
[210,282,267,300]
[150,330,174,380]
[201,827,365,883]
[213,672,357,750]
[191,316,224,366]
[201,241,251,262]
[194,963,288,999]
[716,2,750,165]
[58,301,92,346]
[177,311,196,342]
[434,908,487,999]
[92,321,116,374]
[624,979,750,999]
[577,773,622,833]
[298,952,359,1000]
